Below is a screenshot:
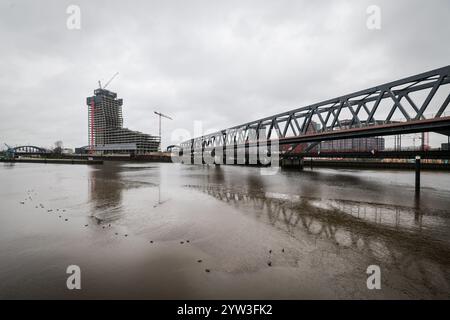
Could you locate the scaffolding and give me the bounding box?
[86,88,160,154]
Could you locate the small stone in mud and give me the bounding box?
[267,261,272,267]
[282,248,285,253]
[150,240,153,243]
[186,240,190,243]
[205,269,210,273]
[197,260,202,263]
[269,250,272,254]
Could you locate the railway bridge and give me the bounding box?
[11,145,52,156]
[179,66,450,167]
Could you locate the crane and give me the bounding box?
[3,143,15,159]
[154,111,173,150]
[98,72,119,90]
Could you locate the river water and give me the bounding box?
[0,161,449,299]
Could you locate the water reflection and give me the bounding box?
[88,163,157,224]
[414,194,423,226]
[88,164,124,224]
[284,168,384,192]
[2,163,15,169]
[153,184,170,208]
[187,183,450,294]
[207,165,225,185]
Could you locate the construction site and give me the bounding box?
[80,74,161,155]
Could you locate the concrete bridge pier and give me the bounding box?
[281,158,304,170]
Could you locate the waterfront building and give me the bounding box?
[84,88,160,154]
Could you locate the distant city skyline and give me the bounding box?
[1,0,449,149]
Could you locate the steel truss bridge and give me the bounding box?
[180,66,450,162]
[10,145,52,156]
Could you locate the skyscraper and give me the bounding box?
[86,88,160,154]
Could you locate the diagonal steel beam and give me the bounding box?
[436,93,450,118]
[404,93,421,116]
[415,74,445,120]
[387,90,411,121]
[330,101,344,129]
[367,90,384,123]
[348,102,361,126]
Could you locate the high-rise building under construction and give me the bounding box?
[86,88,160,154]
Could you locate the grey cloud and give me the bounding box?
[0,0,449,149]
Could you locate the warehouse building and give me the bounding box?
[281,120,385,154]
[319,137,385,152]
[319,120,385,152]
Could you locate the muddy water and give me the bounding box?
[0,161,449,299]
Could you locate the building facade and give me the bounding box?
[318,119,385,152]
[319,137,385,152]
[281,120,385,154]
[85,88,160,154]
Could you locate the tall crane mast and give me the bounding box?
[98,72,119,89]
[4,143,15,159]
[154,111,173,150]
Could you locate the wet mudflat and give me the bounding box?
[0,161,449,299]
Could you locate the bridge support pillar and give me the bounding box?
[280,158,303,169]
[415,156,421,194]
[299,157,304,171]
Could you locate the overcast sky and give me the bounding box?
[1,0,449,149]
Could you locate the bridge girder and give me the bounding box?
[181,66,450,155]
[12,145,51,154]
